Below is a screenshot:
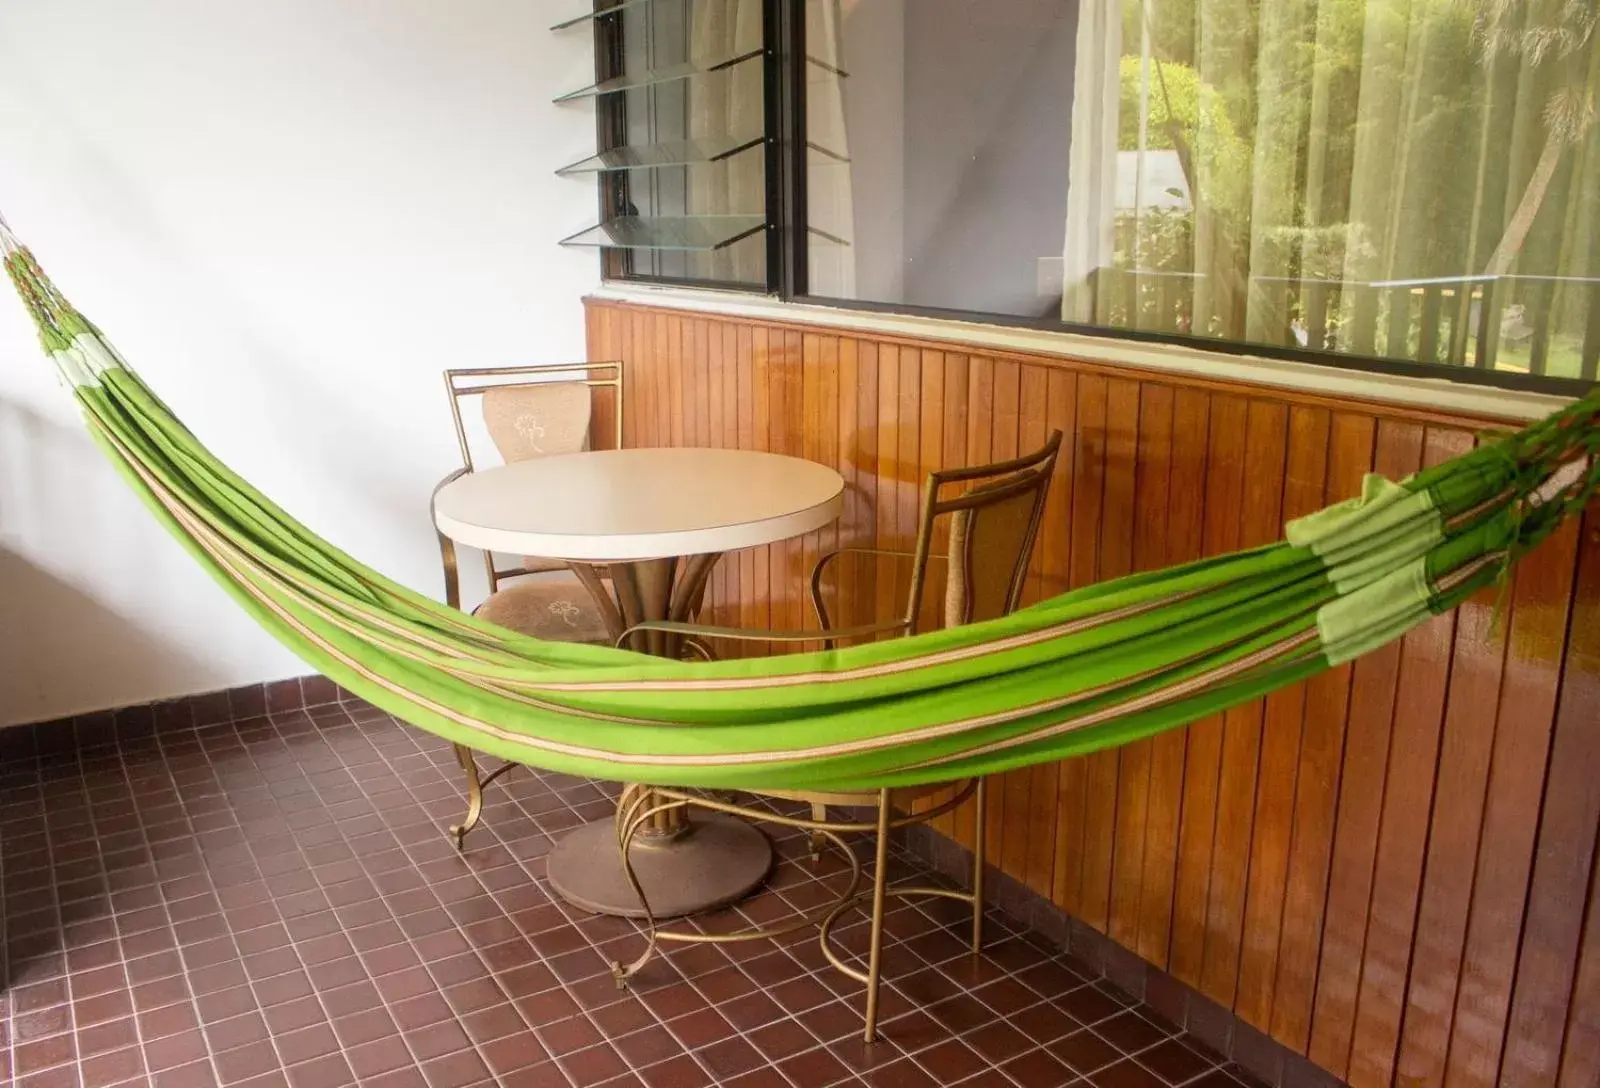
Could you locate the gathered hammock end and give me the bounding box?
[5,231,1599,794]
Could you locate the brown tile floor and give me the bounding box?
[1,699,1267,1088]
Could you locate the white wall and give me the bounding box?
[0,1,600,725]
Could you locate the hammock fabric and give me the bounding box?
[6,224,1599,795]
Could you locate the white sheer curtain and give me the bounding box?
[689,0,765,282]
[1061,0,1600,374]
[1061,0,1122,324]
[806,0,857,298]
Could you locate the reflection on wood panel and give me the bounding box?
[587,298,1599,1088]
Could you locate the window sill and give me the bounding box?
[588,282,1575,424]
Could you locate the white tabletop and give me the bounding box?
[432,447,846,561]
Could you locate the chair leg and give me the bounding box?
[863,788,893,1044]
[810,802,828,864]
[448,743,484,851]
[971,777,987,955]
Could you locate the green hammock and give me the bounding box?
[6,224,1599,795]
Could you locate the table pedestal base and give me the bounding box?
[552,552,773,919]
[546,813,773,919]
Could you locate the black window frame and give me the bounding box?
[593,0,1596,399]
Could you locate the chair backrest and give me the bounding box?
[443,362,624,473]
[441,363,625,591]
[903,431,1063,632]
[481,382,591,463]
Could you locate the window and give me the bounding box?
[564,0,1600,392]
[553,0,775,290]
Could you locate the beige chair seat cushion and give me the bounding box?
[475,577,610,644]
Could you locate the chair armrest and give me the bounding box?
[809,546,945,630]
[431,466,469,502]
[617,617,911,651]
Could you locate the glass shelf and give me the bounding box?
[808,226,852,247]
[556,136,764,176]
[555,50,762,102]
[550,0,657,31]
[807,141,850,164]
[560,215,766,252]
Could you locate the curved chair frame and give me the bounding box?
[607,431,1062,1042]
[433,362,625,849]
[606,780,986,1044]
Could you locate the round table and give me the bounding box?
[432,447,845,919]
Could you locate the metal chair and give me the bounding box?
[615,430,1063,1042]
[434,362,624,849]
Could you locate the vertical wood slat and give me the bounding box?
[1007,365,1054,884]
[751,326,772,636]
[1109,385,1175,948]
[1308,421,1426,1080]
[917,352,946,639]
[584,300,1599,1088]
[1026,370,1078,899]
[1268,412,1375,1050]
[1234,405,1329,1028]
[872,343,903,686]
[896,348,922,633]
[1080,379,1142,931]
[1199,401,1289,1007]
[849,340,879,631]
[719,325,739,627]
[1556,508,1600,1088]
[954,357,993,854]
[776,330,804,635]
[990,360,1028,880]
[1392,502,1511,1083]
[836,338,859,626]
[800,333,826,630]
[1052,375,1108,918]
[1169,394,1251,989]
[1445,517,1583,1088]
[1497,503,1597,1085]
[1136,388,1212,968]
[1344,428,1465,1086]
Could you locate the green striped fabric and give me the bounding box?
[6,234,1598,793]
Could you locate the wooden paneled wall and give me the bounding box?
[585,298,1600,1088]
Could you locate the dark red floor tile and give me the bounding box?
[1136,1039,1218,1085]
[419,1047,492,1088]
[284,1052,356,1088]
[1050,1028,1123,1077]
[614,1024,685,1068]
[216,1040,282,1084]
[698,1035,765,1079]
[1058,985,1127,1028]
[560,1042,629,1086]
[1094,1011,1172,1055]
[778,1044,855,1088]
[748,1017,816,1062]
[864,1058,942,1088]
[143,1026,211,1072]
[80,1044,148,1087]
[638,1054,714,1088]
[276,1022,343,1067]
[719,1068,790,1088]
[915,1039,988,1082]
[1089,1058,1168,1088]
[480,1032,549,1076]
[664,1006,737,1048]
[14,1031,76,1077]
